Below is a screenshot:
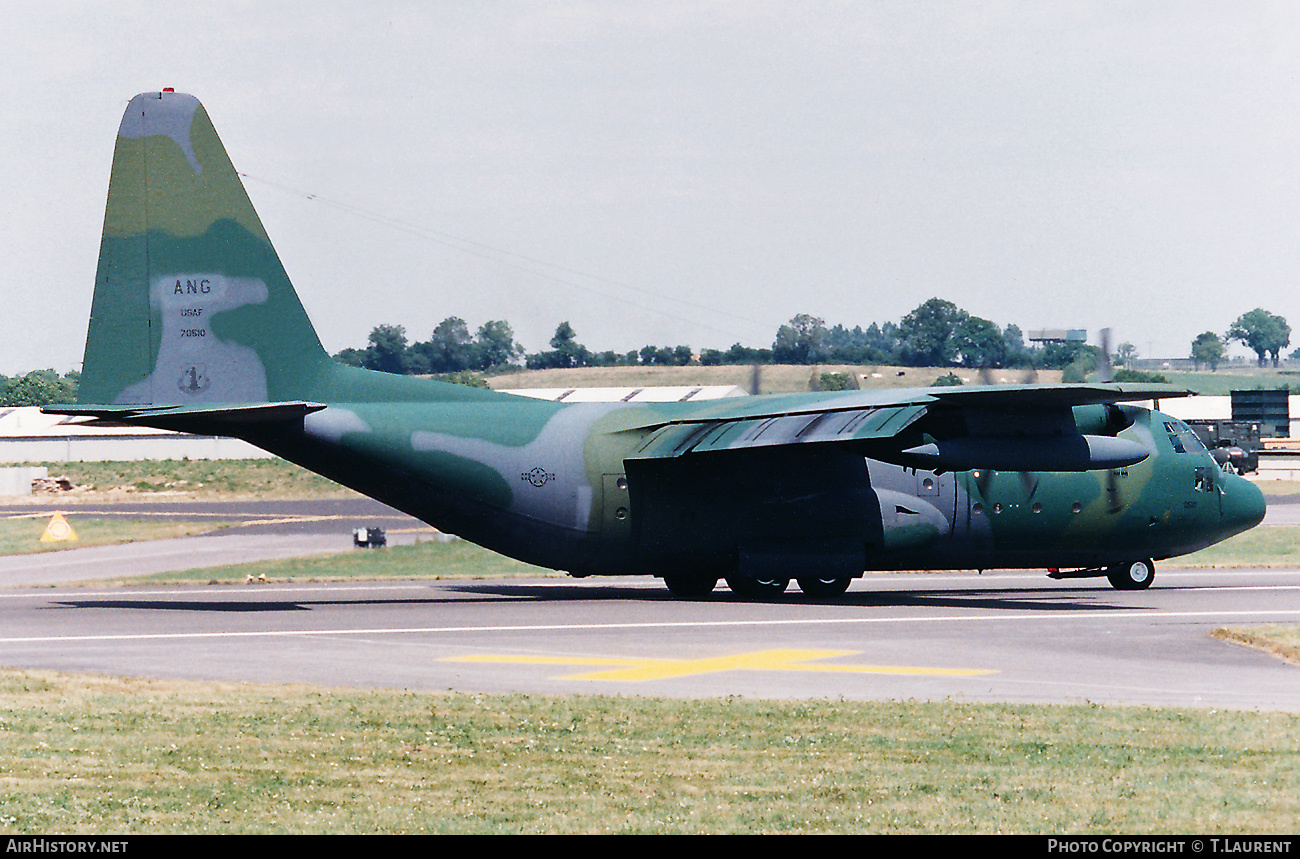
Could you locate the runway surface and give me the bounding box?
[0,496,1296,710]
[1,567,1298,710]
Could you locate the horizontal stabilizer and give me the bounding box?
[43,401,325,433]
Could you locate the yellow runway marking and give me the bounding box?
[443,648,996,681]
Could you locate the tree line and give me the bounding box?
[1188,309,1292,371]
[333,298,1118,378]
[0,370,79,407]
[330,298,1294,380]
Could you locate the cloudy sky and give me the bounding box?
[3,2,1298,375]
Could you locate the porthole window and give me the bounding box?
[1032,502,1043,514]
[1071,502,1082,514]
[992,503,1002,514]
[972,502,984,514]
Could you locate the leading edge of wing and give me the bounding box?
[618,382,1192,432]
[923,382,1193,409]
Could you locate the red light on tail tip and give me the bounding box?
[163,87,174,92]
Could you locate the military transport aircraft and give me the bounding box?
[46,91,1266,599]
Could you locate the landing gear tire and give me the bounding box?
[725,576,790,600]
[662,574,719,599]
[796,576,852,598]
[1107,559,1154,591]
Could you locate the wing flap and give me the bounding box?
[627,404,928,460]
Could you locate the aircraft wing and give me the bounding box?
[623,383,1192,472]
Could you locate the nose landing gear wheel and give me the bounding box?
[725,576,790,600]
[796,576,852,598]
[1107,559,1154,590]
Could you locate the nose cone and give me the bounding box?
[1221,474,1266,536]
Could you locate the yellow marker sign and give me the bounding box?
[443,649,996,682]
[39,513,78,543]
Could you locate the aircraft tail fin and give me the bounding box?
[79,91,458,409]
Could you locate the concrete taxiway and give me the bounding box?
[0,496,1296,710]
[0,569,1298,710]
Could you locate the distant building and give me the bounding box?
[0,407,271,462]
[1027,329,1087,344]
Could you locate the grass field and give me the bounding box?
[0,515,226,556]
[1170,525,1300,568]
[17,459,360,501]
[1252,480,1300,497]
[118,536,553,585]
[1211,626,1300,666]
[1160,367,1300,396]
[0,669,1296,834]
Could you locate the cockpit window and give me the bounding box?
[1164,421,1207,455]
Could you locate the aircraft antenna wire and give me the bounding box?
[239,171,776,344]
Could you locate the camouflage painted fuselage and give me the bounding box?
[236,388,1265,578]
[57,91,1265,588]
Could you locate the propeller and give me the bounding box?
[970,328,1124,516]
[748,363,762,396]
[1096,330,1126,510]
[971,360,1040,502]
[973,467,1040,506]
[1096,328,1114,383]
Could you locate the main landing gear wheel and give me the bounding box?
[796,576,852,598]
[1107,559,1155,591]
[725,576,790,600]
[662,574,719,599]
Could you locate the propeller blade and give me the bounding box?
[1097,328,1114,383]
